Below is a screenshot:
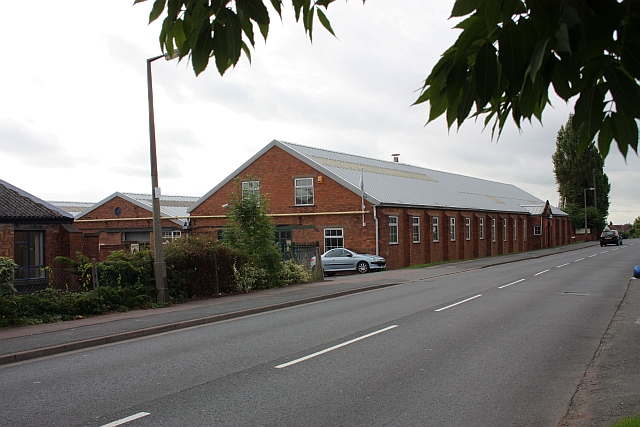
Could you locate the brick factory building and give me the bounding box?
[188,140,573,270]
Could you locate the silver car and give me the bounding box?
[310,248,386,275]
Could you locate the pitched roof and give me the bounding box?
[48,201,95,218]
[0,179,74,223]
[190,140,567,216]
[76,192,199,225]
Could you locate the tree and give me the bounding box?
[138,0,640,159]
[223,178,283,287]
[553,115,610,214]
[553,115,610,232]
[631,216,640,238]
[414,0,640,160]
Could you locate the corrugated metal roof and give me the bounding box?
[122,193,199,218]
[283,141,564,215]
[189,139,567,217]
[77,192,199,224]
[48,201,95,218]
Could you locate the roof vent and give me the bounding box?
[391,153,400,162]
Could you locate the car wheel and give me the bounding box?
[357,261,370,274]
[325,272,335,277]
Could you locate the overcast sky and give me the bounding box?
[1,1,638,224]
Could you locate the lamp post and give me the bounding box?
[147,51,178,303]
[584,187,595,242]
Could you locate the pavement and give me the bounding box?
[1,241,639,425]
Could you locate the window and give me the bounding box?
[503,218,507,241]
[479,218,484,240]
[534,225,542,236]
[450,217,456,241]
[432,216,439,242]
[242,180,260,200]
[513,219,517,241]
[492,218,496,242]
[14,231,45,280]
[412,217,420,243]
[465,217,471,240]
[389,216,398,244]
[162,230,182,243]
[295,178,314,205]
[324,228,344,251]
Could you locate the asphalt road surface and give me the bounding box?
[2,243,638,427]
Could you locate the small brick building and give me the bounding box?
[188,140,573,270]
[73,192,198,260]
[0,179,90,291]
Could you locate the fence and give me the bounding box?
[278,241,319,267]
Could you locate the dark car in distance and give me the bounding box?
[600,230,622,246]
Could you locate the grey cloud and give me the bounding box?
[0,119,75,168]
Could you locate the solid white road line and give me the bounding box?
[435,294,483,312]
[99,413,150,427]
[574,258,585,262]
[556,263,570,268]
[498,279,525,289]
[534,269,550,276]
[275,325,398,369]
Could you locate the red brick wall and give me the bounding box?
[189,146,574,270]
[0,224,14,258]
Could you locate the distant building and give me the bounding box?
[0,179,90,291]
[188,140,572,269]
[72,192,198,260]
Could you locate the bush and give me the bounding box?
[0,257,17,299]
[279,260,312,286]
[0,284,155,328]
[165,236,248,299]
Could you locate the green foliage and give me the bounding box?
[231,262,268,292]
[223,178,284,288]
[164,236,248,299]
[137,0,343,76]
[611,414,640,427]
[0,257,17,299]
[0,285,155,328]
[564,204,606,234]
[630,216,640,238]
[279,259,312,285]
[553,115,611,227]
[414,0,640,159]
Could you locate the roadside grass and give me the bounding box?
[612,414,640,427]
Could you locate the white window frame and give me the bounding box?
[324,228,344,251]
[294,177,314,206]
[492,218,496,242]
[450,217,456,241]
[432,216,440,242]
[465,217,471,240]
[534,225,542,236]
[389,216,399,244]
[242,180,260,200]
[162,230,182,243]
[479,217,484,240]
[503,218,507,242]
[513,219,517,241]
[412,216,420,243]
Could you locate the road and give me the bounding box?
[1,243,638,427]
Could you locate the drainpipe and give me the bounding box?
[374,205,379,256]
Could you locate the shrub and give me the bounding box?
[165,236,248,299]
[0,257,17,299]
[232,262,268,292]
[279,260,312,286]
